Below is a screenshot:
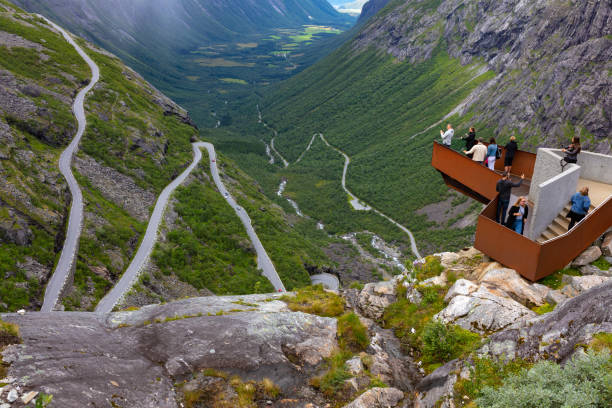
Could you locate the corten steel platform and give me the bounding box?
[431,142,612,281]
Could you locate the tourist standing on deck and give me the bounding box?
[504,136,518,173]
[506,196,529,235]
[567,187,590,230]
[486,137,498,170]
[462,127,477,158]
[464,139,488,164]
[440,124,454,147]
[495,172,525,224]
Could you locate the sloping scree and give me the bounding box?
[1,295,337,408]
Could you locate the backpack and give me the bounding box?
[496,146,502,159]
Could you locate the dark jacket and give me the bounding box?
[496,178,522,201]
[463,131,476,150]
[505,205,529,235]
[564,144,581,162]
[505,140,518,159]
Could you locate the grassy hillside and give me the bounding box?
[0,1,336,312]
[211,42,492,255]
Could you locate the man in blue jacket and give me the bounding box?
[567,187,591,230]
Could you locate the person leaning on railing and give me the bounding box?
[464,138,488,164]
[561,137,581,171]
[504,136,518,174]
[486,137,499,170]
[462,127,477,158]
[567,187,590,230]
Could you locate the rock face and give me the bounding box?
[572,246,603,267]
[482,280,612,362]
[354,0,612,152]
[357,281,397,320]
[436,285,536,334]
[1,295,338,408]
[344,387,404,408]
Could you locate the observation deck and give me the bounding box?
[431,142,612,281]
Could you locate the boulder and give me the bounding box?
[601,232,612,256]
[345,356,364,376]
[444,279,478,302]
[579,264,612,277]
[572,246,602,267]
[344,387,404,408]
[358,281,397,320]
[545,290,568,305]
[483,280,612,362]
[414,360,460,408]
[435,286,536,334]
[476,264,546,306]
[433,252,460,269]
[561,275,610,294]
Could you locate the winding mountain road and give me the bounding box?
[95,142,286,313]
[41,18,100,312]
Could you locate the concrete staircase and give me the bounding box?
[536,202,596,243]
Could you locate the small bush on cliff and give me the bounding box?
[338,312,370,352]
[281,284,344,317]
[453,357,532,406]
[382,285,446,358]
[415,256,445,281]
[421,320,480,371]
[476,350,612,408]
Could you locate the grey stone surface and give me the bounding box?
[601,232,612,257]
[444,279,478,302]
[357,281,397,320]
[346,356,364,376]
[414,360,460,408]
[562,275,610,293]
[1,296,337,408]
[483,280,612,362]
[344,387,404,408]
[572,246,603,267]
[435,286,536,334]
[580,264,612,277]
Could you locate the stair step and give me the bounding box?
[548,224,566,236]
[553,217,570,230]
[541,230,556,240]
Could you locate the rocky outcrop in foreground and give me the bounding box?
[2,295,337,407]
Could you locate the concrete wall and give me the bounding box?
[528,149,578,201]
[527,165,581,240]
[577,151,612,184]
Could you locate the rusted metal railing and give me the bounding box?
[431,142,612,281]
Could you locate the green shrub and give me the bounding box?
[0,318,20,346]
[415,256,445,281]
[453,357,532,406]
[382,284,447,370]
[532,302,555,315]
[421,320,480,372]
[538,268,580,289]
[589,333,612,353]
[311,350,353,397]
[591,257,611,271]
[281,284,344,317]
[476,350,612,408]
[338,312,370,352]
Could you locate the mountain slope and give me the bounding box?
[0,1,331,312]
[252,0,610,254]
[12,0,356,126]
